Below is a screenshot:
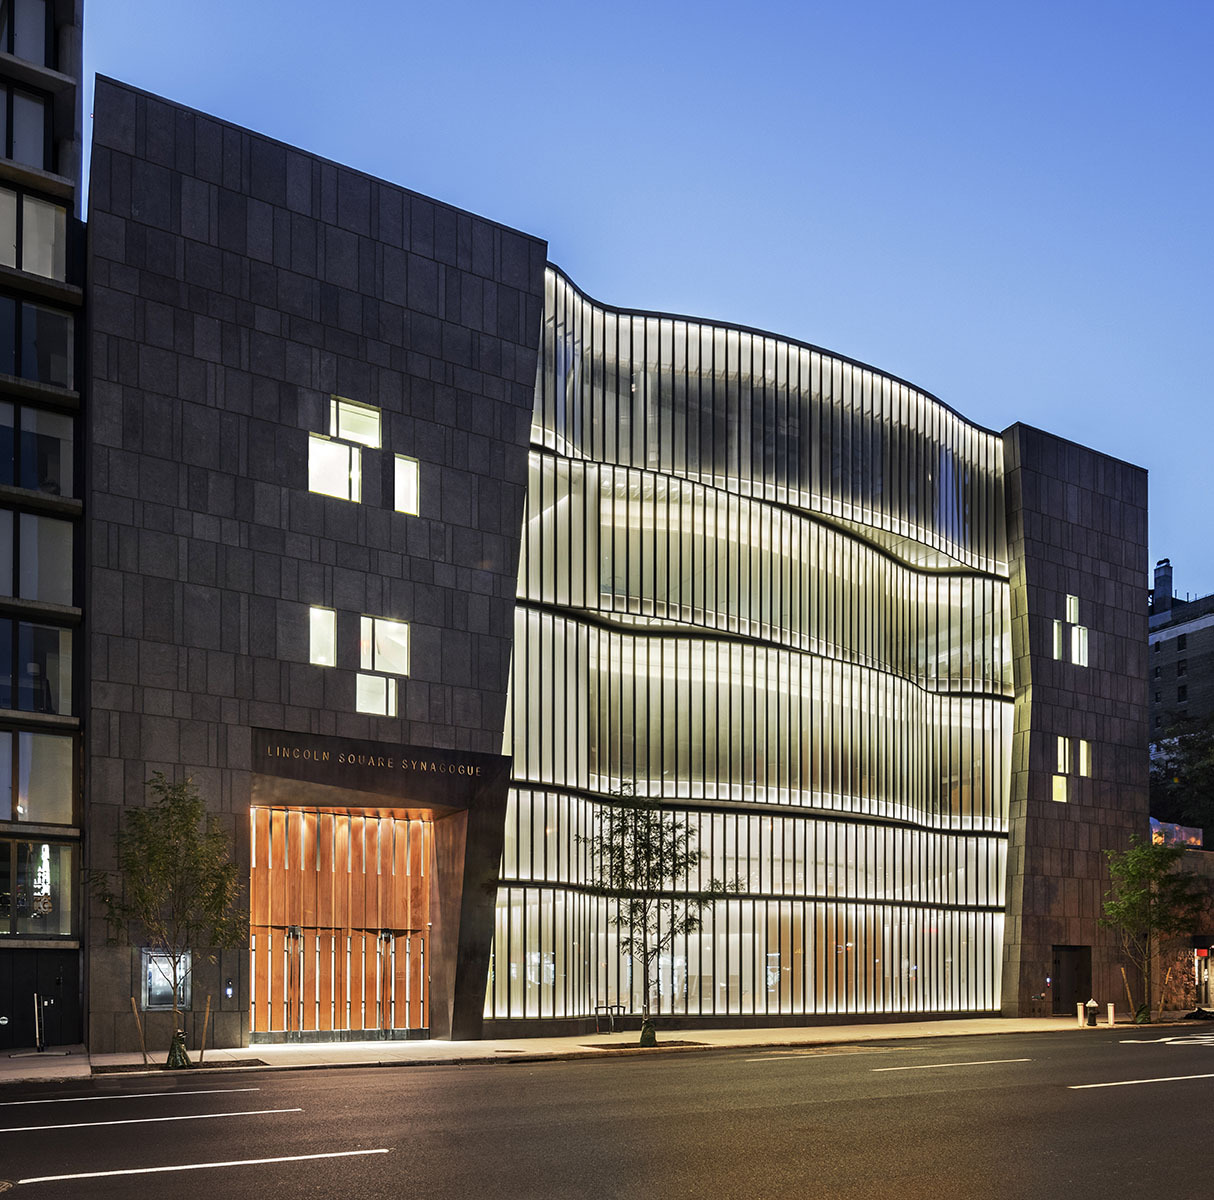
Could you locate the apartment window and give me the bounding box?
[1053,736,1090,799]
[1052,619,1063,661]
[0,838,75,935]
[0,0,53,68]
[0,403,74,495]
[1155,691,1161,702]
[0,729,73,822]
[1056,736,1071,774]
[308,434,360,502]
[0,296,73,388]
[395,455,420,516]
[356,673,397,717]
[360,616,409,675]
[1071,625,1088,667]
[308,606,336,667]
[1066,594,1079,624]
[1178,634,1187,651]
[1178,659,1187,676]
[0,619,72,713]
[1154,666,1160,679]
[1153,642,1160,654]
[0,187,67,281]
[1178,685,1188,703]
[0,511,71,604]
[330,397,380,447]
[355,614,408,717]
[0,84,51,172]
[308,399,380,503]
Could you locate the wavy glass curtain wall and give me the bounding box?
[487,269,1013,1023]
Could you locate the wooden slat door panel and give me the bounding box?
[249,808,430,1034]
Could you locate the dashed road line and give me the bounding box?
[0,1107,300,1134]
[17,1148,391,1185]
[872,1058,1031,1072]
[0,1088,260,1107]
[1069,1072,1214,1090]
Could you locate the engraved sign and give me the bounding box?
[252,728,510,808]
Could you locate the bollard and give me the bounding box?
[1076,1002,1085,1029]
[1107,1003,1115,1027]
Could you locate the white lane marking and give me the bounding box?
[0,1088,260,1107]
[18,1148,390,1184]
[0,1107,300,1134]
[872,1058,1031,1072]
[1121,1034,1214,1046]
[746,1052,860,1062]
[1069,1072,1214,1090]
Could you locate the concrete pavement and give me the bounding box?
[0,1012,1154,1085]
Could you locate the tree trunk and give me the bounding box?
[1144,933,1153,1021]
[641,939,651,1021]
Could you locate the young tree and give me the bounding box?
[580,786,737,1044]
[1100,835,1207,1021]
[93,773,245,1062]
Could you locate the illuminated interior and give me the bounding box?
[487,268,1014,1021]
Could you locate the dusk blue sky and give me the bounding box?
[87,2,1214,598]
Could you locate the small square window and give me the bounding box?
[142,949,191,1011]
[309,606,336,667]
[395,455,419,516]
[356,673,397,716]
[1066,594,1079,623]
[360,616,409,675]
[330,397,380,448]
[308,434,361,502]
[1071,625,1088,667]
[1052,775,1068,803]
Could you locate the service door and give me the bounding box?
[1051,945,1092,1016]
[250,808,429,1036]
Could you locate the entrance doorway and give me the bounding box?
[1051,945,1092,1016]
[249,808,429,1038]
[0,948,79,1050]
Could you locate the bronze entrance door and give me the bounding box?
[249,808,428,1036]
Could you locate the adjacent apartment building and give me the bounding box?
[0,17,1151,1051]
[1149,559,1214,735]
[0,0,85,1051]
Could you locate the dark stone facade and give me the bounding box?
[1000,424,1150,1016]
[85,78,546,1050]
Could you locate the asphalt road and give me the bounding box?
[2,1028,1213,1199]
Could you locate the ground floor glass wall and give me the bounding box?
[486,880,1004,1021]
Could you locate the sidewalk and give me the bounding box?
[1,1014,1126,1085]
